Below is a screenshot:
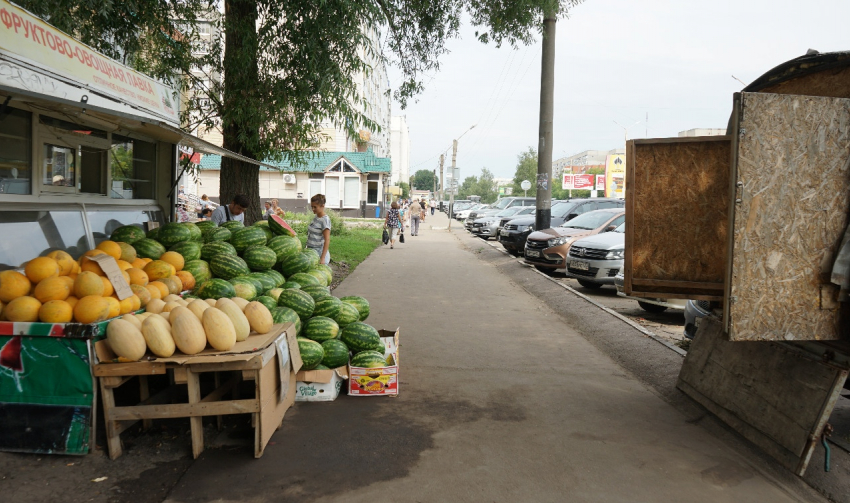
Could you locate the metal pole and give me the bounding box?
[448,139,457,231]
[535,7,556,231]
[438,154,445,202]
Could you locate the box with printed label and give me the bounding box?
[295,366,348,402]
[348,328,400,397]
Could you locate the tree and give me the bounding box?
[398,182,410,199]
[458,176,479,199]
[410,169,436,192]
[512,148,538,197]
[26,1,585,222]
[475,168,499,203]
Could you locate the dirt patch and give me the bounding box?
[329,260,352,290]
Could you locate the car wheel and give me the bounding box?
[576,279,603,289]
[479,235,489,240]
[508,249,520,257]
[534,265,559,277]
[638,301,668,313]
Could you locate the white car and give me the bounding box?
[564,223,625,288]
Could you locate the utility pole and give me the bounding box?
[535,6,557,231]
[448,140,457,231]
[433,168,437,195]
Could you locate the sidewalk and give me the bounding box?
[165,211,824,503]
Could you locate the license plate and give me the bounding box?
[526,250,540,258]
[570,260,589,271]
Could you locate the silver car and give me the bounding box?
[564,223,625,288]
[472,206,534,239]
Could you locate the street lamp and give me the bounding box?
[448,124,476,231]
[613,120,641,144]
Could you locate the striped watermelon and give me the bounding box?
[133,238,166,260]
[278,252,312,277]
[277,289,315,320]
[315,264,333,286]
[340,322,382,353]
[204,227,232,243]
[196,278,236,299]
[297,337,324,370]
[301,285,331,302]
[169,241,202,262]
[341,296,370,321]
[271,306,301,334]
[302,249,320,268]
[265,288,284,301]
[350,350,387,368]
[221,220,244,231]
[269,214,296,237]
[257,225,273,243]
[289,272,321,287]
[182,222,203,242]
[229,277,258,300]
[110,225,146,244]
[183,259,212,285]
[333,302,361,327]
[306,268,329,286]
[255,296,277,311]
[320,339,350,368]
[248,272,277,292]
[230,227,267,253]
[313,364,330,370]
[302,316,340,343]
[195,221,217,233]
[146,226,161,241]
[243,245,277,271]
[265,270,285,287]
[282,281,301,290]
[267,235,302,262]
[232,275,263,294]
[313,296,342,319]
[157,222,192,247]
[253,220,269,227]
[210,255,250,280]
[201,241,237,261]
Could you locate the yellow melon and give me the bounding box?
[145,298,166,314]
[73,296,111,324]
[149,281,169,299]
[96,240,122,260]
[34,276,71,303]
[175,271,195,291]
[47,250,76,276]
[159,251,185,272]
[73,271,105,298]
[100,276,114,297]
[161,277,181,295]
[144,284,163,301]
[204,298,217,307]
[243,302,273,334]
[121,313,142,329]
[143,260,176,281]
[115,259,133,271]
[121,270,131,284]
[117,242,137,263]
[127,268,149,286]
[130,294,141,312]
[141,315,175,357]
[230,297,249,310]
[25,257,60,283]
[118,296,135,315]
[215,298,250,342]
[104,296,120,318]
[4,296,42,322]
[162,301,183,313]
[202,308,237,351]
[59,275,75,290]
[39,300,73,323]
[131,258,147,269]
[106,319,147,360]
[187,299,210,321]
[130,284,151,306]
[65,296,79,309]
[171,310,207,355]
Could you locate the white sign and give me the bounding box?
[521,180,531,191]
[562,174,574,190]
[595,174,606,191]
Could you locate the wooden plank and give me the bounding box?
[677,317,847,475]
[173,367,187,384]
[255,356,293,458]
[186,370,204,459]
[109,399,260,421]
[94,361,166,377]
[139,376,152,431]
[99,376,123,460]
[727,92,850,341]
[183,353,265,372]
[624,136,731,298]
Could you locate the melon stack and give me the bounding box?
[105,295,274,360]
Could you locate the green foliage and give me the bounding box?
[410,169,437,192]
[284,210,348,238]
[398,181,410,199]
[457,168,498,203]
[512,147,539,197]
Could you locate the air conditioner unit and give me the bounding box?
[282,173,295,184]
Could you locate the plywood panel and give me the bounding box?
[727,92,850,341]
[624,136,731,299]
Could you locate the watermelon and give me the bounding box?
[313,296,342,319]
[229,278,258,301]
[269,214,296,237]
[201,241,237,261]
[182,222,203,242]
[110,225,146,244]
[315,264,333,286]
[204,227,232,243]
[277,289,315,320]
[306,268,329,286]
[232,275,263,294]
[340,322,382,353]
[255,295,277,311]
[302,316,340,343]
[133,238,166,260]
[267,235,302,262]
[157,222,192,247]
[282,281,301,290]
[341,296,370,321]
[248,272,276,292]
[350,350,387,368]
[265,288,284,301]
[271,306,301,334]
[289,272,321,287]
[210,255,250,280]
[297,336,324,370]
[243,245,277,271]
[302,249,320,268]
[333,302,361,327]
[146,226,161,241]
[195,220,217,233]
[278,251,312,277]
[301,285,331,302]
[230,227,267,253]
[196,278,236,299]
[169,241,202,262]
[253,219,269,227]
[257,225,273,243]
[320,339,350,368]
[183,259,211,285]
[313,364,330,370]
[221,220,244,231]
[265,270,285,287]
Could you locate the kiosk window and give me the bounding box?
[0,210,90,270]
[80,146,107,195]
[43,144,76,188]
[0,108,32,195]
[111,135,156,199]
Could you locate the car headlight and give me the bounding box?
[547,237,568,247]
[606,249,625,259]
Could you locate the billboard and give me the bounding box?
[595,174,605,191]
[605,154,626,198]
[562,174,594,190]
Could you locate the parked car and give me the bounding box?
[466,208,501,230]
[613,272,688,313]
[490,196,536,211]
[454,204,486,221]
[684,300,711,339]
[563,223,626,289]
[472,206,535,239]
[451,202,480,218]
[524,208,626,273]
[499,198,624,256]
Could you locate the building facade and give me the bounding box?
[390,115,411,184]
[555,148,625,177]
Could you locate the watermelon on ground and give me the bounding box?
[201,241,237,261]
[297,337,324,370]
[313,296,342,319]
[340,322,382,353]
[350,350,387,368]
[313,364,330,370]
[278,252,312,277]
[210,254,250,280]
[340,296,370,321]
[315,264,333,286]
[195,221,217,233]
[302,316,340,343]
[277,289,315,320]
[183,259,212,285]
[169,241,202,262]
[301,285,331,302]
[230,226,267,253]
[196,278,236,299]
[146,226,161,241]
[289,272,321,287]
[157,222,193,247]
[257,225,273,243]
[133,238,166,260]
[333,302,361,327]
[110,225,146,244]
[243,246,277,271]
[267,235,302,262]
[321,339,350,368]
[204,227,232,243]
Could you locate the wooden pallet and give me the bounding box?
[93,323,301,459]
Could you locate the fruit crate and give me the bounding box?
[92,322,302,459]
[348,328,400,397]
[0,313,140,456]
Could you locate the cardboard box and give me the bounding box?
[348,328,400,397]
[295,366,349,402]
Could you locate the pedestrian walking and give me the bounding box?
[430,198,436,216]
[409,200,421,236]
[307,194,331,265]
[384,201,403,249]
[419,198,427,222]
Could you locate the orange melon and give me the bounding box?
[74,271,105,298]
[127,268,149,286]
[144,284,163,301]
[47,250,76,276]
[80,250,107,276]
[100,276,114,297]
[118,242,137,263]
[59,276,75,290]
[5,296,42,322]
[149,281,169,299]
[118,296,135,315]
[25,257,60,283]
[165,275,183,294]
[121,270,131,284]
[115,259,133,271]
[39,300,73,323]
[131,258,147,269]
[130,284,152,306]
[96,240,122,260]
[159,251,185,272]
[74,295,110,324]
[129,294,141,312]
[0,270,32,302]
[105,296,120,318]
[65,296,79,309]
[175,271,196,291]
[34,276,71,303]
[143,260,176,281]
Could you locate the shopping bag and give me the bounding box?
[399,232,405,244]
[382,228,389,245]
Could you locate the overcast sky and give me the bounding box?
[387,0,850,181]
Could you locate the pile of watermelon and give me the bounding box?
[111,217,386,371]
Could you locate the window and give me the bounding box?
[39,114,109,195]
[0,107,32,195]
[0,210,90,270]
[596,200,622,209]
[367,181,378,204]
[39,115,107,139]
[43,144,76,189]
[80,145,108,195]
[325,177,340,208]
[344,177,359,207]
[309,179,323,199]
[111,135,157,199]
